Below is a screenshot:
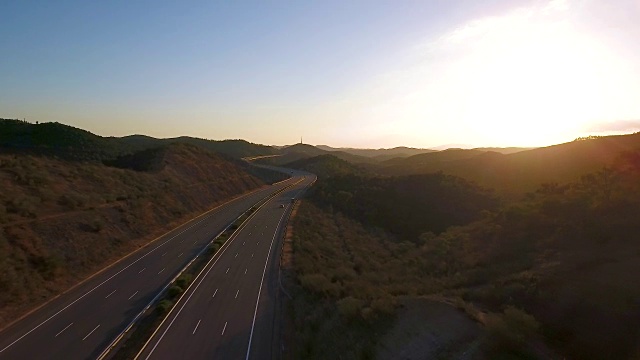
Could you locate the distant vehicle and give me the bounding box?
[279,204,285,208]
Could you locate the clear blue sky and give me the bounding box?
[2,0,639,148]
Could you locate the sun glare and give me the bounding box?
[349,0,639,148]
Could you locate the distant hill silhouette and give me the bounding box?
[380,133,640,198]
[316,145,436,159]
[285,154,363,178]
[263,143,375,165]
[0,119,278,161]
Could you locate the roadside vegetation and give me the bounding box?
[0,141,283,326]
[286,150,640,359]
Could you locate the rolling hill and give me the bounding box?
[0,142,277,324]
[380,133,640,198]
[0,119,278,161]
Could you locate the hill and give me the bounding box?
[380,133,640,198]
[0,119,278,161]
[316,145,436,159]
[261,143,375,165]
[285,154,363,178]
[287,148,640,359]
[0,142,278,324]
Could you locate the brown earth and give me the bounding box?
[0,143,269,325]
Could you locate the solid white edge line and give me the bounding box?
[245,208,289,360]
[138,178,304,360]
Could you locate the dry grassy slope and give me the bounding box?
[0,143,266,324]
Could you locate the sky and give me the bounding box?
[1,0,639,148]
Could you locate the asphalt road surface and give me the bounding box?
[0,174,305,360]
[136,173,315,360]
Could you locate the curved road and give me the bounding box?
[136,172,315,359]
[0,173,306,360]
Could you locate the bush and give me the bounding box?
[337,296,365,319]
[485,306,540,353]
[176,274,193,289]
[156,300,173,315]
[167,286,183,299]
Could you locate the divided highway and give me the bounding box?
[0,173,308,360]
[137,173,315,360]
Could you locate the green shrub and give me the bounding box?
[176,274,193,289]
[168,286,183,299]
[156,300,173,315]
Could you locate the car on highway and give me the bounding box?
[279,204,285,208]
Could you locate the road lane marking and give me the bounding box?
[243,241,245,246]
[245,207,289,360]
[105,290,116,299]
[257,241,260,245]
[128,291,139,300]
[138,268,146,274]
[178,253,183,258]
[221,322,228,335]
[251,253,254,258]
[162,252,167,257]
[192,320,201,335]
[235,290,239,298]
[138,183,304,359]
[158,268,165,275]
[83,325,100,341]
[226,267,229,274]
[55,323,73,338]
[235,253,238,258]
[212,289,218,298]
[245,269,247,274]
[0,185,282,356]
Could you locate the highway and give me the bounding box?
[0,174,304,360]
[136,173,315,360]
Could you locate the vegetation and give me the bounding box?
[0,119,278,161]
[0,142,272,325]
[287,150,640,359]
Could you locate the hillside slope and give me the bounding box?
[0,143,271,324]
[381,133,640,198]
[0,119,278,160]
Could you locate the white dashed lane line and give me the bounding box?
[212,289,218,298]
[138,268,145,274]
[245,268,247,274]
[235,253,238,258]
[221,322,228,335]
[226,267,230,274]
[235,290,239,299]
[193,320,201,335]
[251,253,254,258]
[54,323,73,338]
[178,253,183,258]
[162,252,167,257]
[128,291,138,300]
[105,290,116,299]
[158,268,165,275]
[82,324,100,341]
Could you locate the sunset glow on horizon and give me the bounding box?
[1,0,639,148]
